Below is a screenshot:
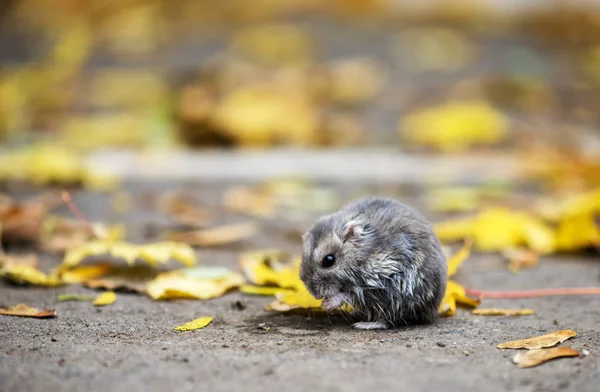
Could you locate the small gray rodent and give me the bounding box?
[300,197,447,330]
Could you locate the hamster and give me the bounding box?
[300,197,447,330]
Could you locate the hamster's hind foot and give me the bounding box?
[352,321,389,330]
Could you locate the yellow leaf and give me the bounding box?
[146,268,245,301]
[59,264,113,284]
[0,144,119,189]
[435,208,556,254]
[434,217,474,243]
[239,250,304,290]
[0,303,56,318]
[438,280,480,317]
[472,308,535,316]
[447,238,473,278]
[63,240,196,268]
[275,288,323,309]
[174,316,213,332]
[240,285,291,296]
[0,264,62,286]
[497,330,577,350]
[93,291,117,306]
[555,213,600,252]
[400,101,508,152]
[512,347,580,368]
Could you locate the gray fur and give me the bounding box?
[300,197,448,329]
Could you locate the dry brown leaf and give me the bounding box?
[0,197,46,243]
[0,303,56,318]
[497,330,577,349]
[472,308,535,316]
[168,222,258,247]
[512,347,580,368]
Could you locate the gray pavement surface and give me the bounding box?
[1,179,599,392]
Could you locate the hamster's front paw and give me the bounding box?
[352,321,389,330]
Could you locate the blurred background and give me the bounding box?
[0,0,600,156]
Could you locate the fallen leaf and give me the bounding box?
[472,308,535,316]
[59,264,114,284]
[56,294,95,302]
[447,238,473,278]
[146,267,245,300]
[554,213,600,252]
[83,265,158,294]
[168,222,258,247]
[239,249,303,290]
[93,291,117,306]
[400,101,508,152]
[512,347,580,368]
[0,196,46,243]
[0,263,62,286]
[240,284,291,296]
[497,330,577,349]
[275,288,322,308]
[174,316,213,331]
[438,280,481,317]
[434,208,556,254]
[0,303,56,318]
[0,144,119,189]
[63,240,196,268]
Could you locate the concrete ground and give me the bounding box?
[1,174,599,392]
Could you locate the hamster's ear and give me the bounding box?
[342,220,364,243]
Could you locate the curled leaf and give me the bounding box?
[512,347,580,368]
[0,303,56,318]
[93,291,117,306]
[174,316,213,331]
[497,330,577,349]
[438,280,481,317]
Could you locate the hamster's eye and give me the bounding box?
[321,254,335,268]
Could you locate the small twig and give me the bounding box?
[464,287,600,299]
[61,191,98,239]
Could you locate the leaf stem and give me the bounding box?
[464,287,600,299]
